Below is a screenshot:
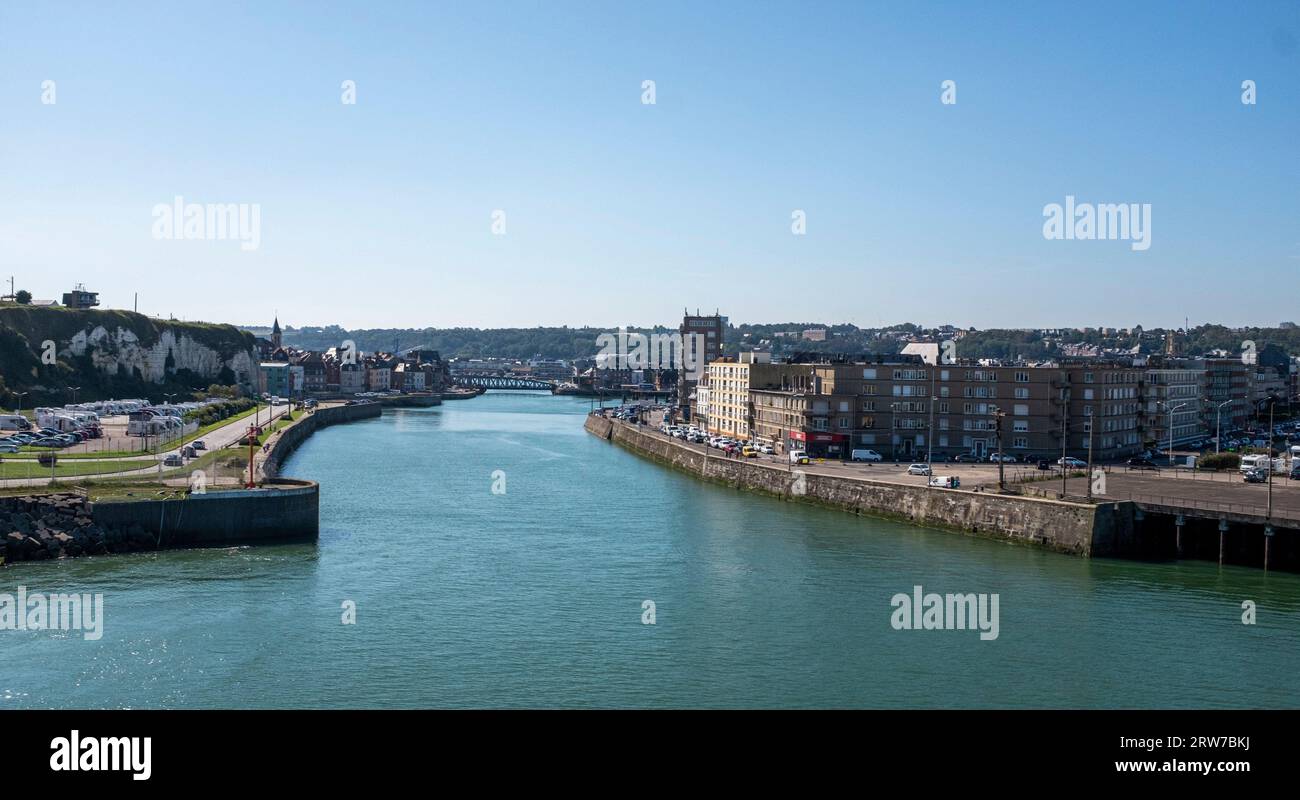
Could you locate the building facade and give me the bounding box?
[716,354,1148,461]
[678,311,726,417]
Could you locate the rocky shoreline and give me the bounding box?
[1,494,157,563]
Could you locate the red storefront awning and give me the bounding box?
[789,431,847,443]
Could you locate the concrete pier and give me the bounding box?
[585,414,1126,556]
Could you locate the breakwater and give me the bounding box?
[584,414,1132,557]
[1,480,319,564]
[0,402,389,565]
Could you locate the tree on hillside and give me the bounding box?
[14,290,31,304]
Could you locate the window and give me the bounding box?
[863,368,877,379]
[1014,387,1029,399]
[1014,404,1029,416]
[1013,420,1029,432]
[1013,436,1029,449]
[940,370,950,381]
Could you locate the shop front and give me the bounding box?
[789,430,849,459]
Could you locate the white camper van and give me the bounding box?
[1240,454,1284,474]
[0,414,32,431]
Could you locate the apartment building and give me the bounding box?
[749,354,927,459]
[1195,358,1249,439]
[725,353,1147,461]
[1143,361,1206,447]
[704,352,805,440]
[881,362,1145,461]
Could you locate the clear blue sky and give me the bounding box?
[1,1,1296,331]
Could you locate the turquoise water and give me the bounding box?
[2,391,1298,708]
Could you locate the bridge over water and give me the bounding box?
[455,375,557,390]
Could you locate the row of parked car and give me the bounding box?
[0,424,104,453]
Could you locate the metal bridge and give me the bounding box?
[455,375,557,390]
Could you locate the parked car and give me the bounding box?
[741,446,758,458]
[0,442,19,453]
[953,453,981,463]
[758,444,774,455]
[850,449,883,462]
[193,440,207,450]
[907,463,932,476]
[1243,469,1267,484]
[1289,463,1300,481]
[789,450,810,465]
[988,453,1017,463]
[162,454,183,467]
[1126,457,1160,471]
[1058,457,1087,469]
[1036,459,1053,470]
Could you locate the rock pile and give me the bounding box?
[0,494,151,563]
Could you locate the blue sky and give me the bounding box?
[1,1,1296,331]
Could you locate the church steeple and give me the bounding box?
[272,316,282,349]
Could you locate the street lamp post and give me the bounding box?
[991,405,1006,491]
[161,392,180,482]
[1267,398,1276,525]
[1086,405,1095,501]
[1060,384,1069,496]
[926,364,936,478]
[1211,399,1231,454]
[1158,400,1187,467]
[889,401,898,462]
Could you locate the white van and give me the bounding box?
[850,449,882,462]
[928,475,961,489]
[789,449,810,465]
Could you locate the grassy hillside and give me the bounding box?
[0,305,256,406]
